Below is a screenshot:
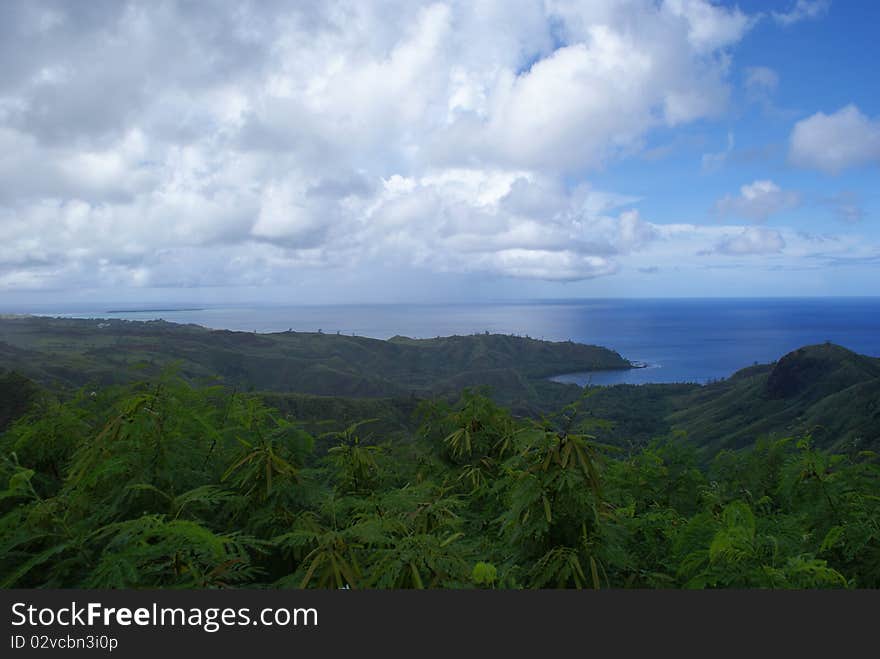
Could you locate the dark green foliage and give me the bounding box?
[0,371,41,433]
[1,369,878,589]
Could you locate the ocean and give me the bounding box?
[17,297,880,386]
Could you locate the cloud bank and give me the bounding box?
[0,0,870,297]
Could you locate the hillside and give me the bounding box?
[0,315,630,406]
[667,344,880,454]
[554,343,880,456]
[2,317,877,456]
[1,325,879,592]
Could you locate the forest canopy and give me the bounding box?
[1,373,877,589]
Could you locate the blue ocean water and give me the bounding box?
[17,298,880,386]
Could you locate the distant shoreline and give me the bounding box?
[105,308,206,313]
[6,298,877,386]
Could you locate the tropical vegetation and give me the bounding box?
[1,372,877,589]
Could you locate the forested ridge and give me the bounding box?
[0,316,629,408]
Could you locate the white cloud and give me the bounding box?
[614,223,873,271]
[469,249,618,282]
[789,105,880,174]
[714,180,800,221]
[773,0,831,26]
[0,0,771,291]
[714,227,786,255]
[360,170,652,281]
[662,0,756,53]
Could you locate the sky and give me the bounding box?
[0,0,878,307]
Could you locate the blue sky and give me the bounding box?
[598,1,879,228]
[578,0,880,297]
[0,0,877,307]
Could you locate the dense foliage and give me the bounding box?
[2,375,877,589]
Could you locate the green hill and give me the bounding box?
[557,344,880,457]
[667,344,880,454]
[3,317,877,457]
[0,316,630,407]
